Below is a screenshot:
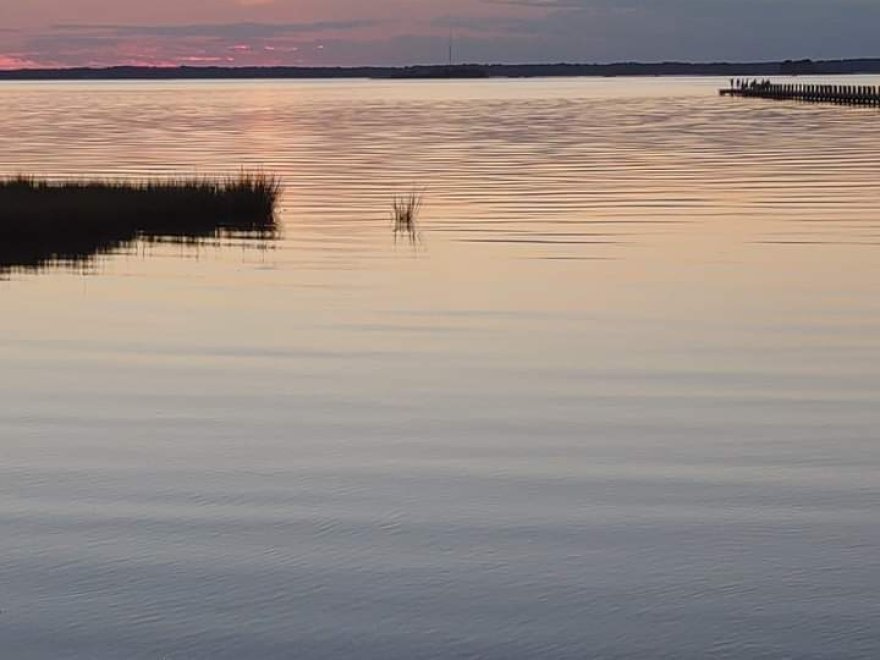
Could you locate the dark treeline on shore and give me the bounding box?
[2,58,880,80]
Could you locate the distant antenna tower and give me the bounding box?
[448,29,454,66]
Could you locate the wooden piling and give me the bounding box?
[720,81,880,106]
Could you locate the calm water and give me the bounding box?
[1,77,879,658]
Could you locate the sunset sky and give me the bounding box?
[1,0,878,69]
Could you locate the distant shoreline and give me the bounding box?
[2,58,880,81]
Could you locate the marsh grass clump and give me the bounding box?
[0,173,281,271]
[392,191,423,246]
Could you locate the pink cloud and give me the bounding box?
[0,0,519,68]
[0,54,44,69]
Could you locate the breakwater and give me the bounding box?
[721,80,880,106]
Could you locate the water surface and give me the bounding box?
[1,77,879,658]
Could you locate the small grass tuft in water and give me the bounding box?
[392,191,423,245]
[0,172,281,271]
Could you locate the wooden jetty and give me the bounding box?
[720,80,880,106]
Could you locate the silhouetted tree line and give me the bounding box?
[4,59,880,80]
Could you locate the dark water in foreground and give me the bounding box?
[0,77,879,658]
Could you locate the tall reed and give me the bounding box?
[392,191,423,245]
[0,173,281,271]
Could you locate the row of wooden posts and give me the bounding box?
[720,81,880,106]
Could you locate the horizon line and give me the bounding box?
[4,56,880,73]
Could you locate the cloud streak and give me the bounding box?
[53,20,379,39]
